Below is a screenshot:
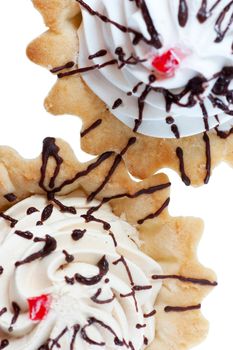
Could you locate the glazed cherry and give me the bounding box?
[152,49,180,76]
[28,294,51,321]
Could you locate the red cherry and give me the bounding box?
[152,49,180,76]
[28,294,51,321]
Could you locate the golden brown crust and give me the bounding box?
[27,0,233,186]
[0,138,216,349]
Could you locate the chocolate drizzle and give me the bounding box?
[144,310,156,318]
[87,137,136,202]
[81,119,102,138]
[215,125,233,138]
[197,0,222,23]
[0,213,18,228]
[214,1,233,43]
[39,137,63,193]
[176,147,191,186]
[74,255,109,285]
[112,98,123,110]
[14,230,33,240]
[89,49,107,60]
[63,250,74,263]
[27,207,39,215]
[81,214,111,230]
[0,340,9,349]
[48,0,233,143]
[113,256,139,312]
[4,193,17,203]
[8,302,20,332]
[41,204,54,222]
[70,324,80,350]
[39,138,77,214]
[164,304,201,313]
[65,276,75,285]
[134,83,153,132]
[50,61,75,74]
[115,46,147,69]
[152,274,217,286]
[37,204,54,225]
[109,231,117,247]
[15,235,57,267]
[81,317,123,347]
[113,256,134,286]
[91,288,115,304]
[138,197,170,225]
[71,229,86,241]
[50,196,77,215]
[200,102,210,131]
[171,124,180,139]
[50,151,113,194]
[57,59,118,78]
[0,307,7,317]
[87,182,171,216]
[77,0,162,48]
[136,323,146,329]
[133,0,162,48]
[178,0,188,27]
[203,132,211,184]
[50,327,68,349]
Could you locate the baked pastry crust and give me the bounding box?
[0,137,216,349]
[27,0,233,187]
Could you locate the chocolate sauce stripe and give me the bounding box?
[39,137,63,193]
[178,0,189,27]
[40,137,137,199]
[8,302,21,332]
[137,197,170,225]
[214,0,233,43]
[70,324,80,350]
[176,147,191,186]
[81,214,111,231]
[152,274,217,287]
[133,0,162,48]
[15,235,57,267]
[0,213,18,228]
[4,193,17,203]
[197,0,222,23]
[49,151,113,194]
[203,132,211,184]
[164,304,201,313]
[57,59,118,78]
[81,119,102,137]
[50,61,75,74]
[87,182,171,216]
[50,327,68,348]
[215,125,233,138]
[91,288,116,304]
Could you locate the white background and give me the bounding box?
[0,1,232,349]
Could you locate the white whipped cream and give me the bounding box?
[0,193,162,349]
[77,0,233,138]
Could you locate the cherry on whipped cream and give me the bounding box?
[152,49,181,77]
[28,294,51,321]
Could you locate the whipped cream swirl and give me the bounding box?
[0,194,162,349]
[77,0,233,138]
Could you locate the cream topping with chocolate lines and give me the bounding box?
[52,0,233,138]
[0,194,218,349]
[0,194,163,349]
[0,136,218,348]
